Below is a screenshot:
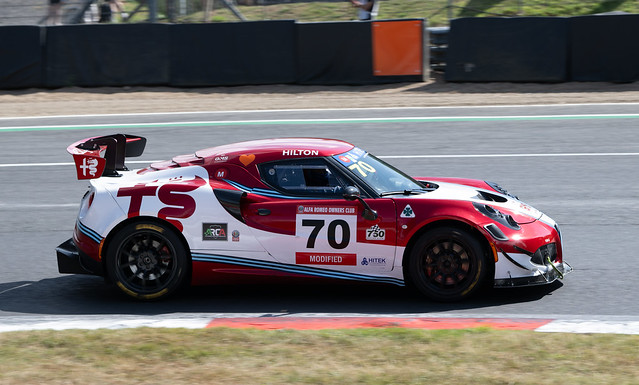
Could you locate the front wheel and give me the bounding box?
[408,227,489,302]
[106,221,189,300]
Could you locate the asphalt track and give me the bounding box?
[1,104,638,332]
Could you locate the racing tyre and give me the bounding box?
[106,221,189,300]
[408,226,489,302]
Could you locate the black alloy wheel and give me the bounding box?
[408,226,489,302]
[106,221,189,300]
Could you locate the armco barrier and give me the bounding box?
[0,26,42,89]
[570,14,639,82]
[445,17,568,82]
[45,24,170,88]
[169,21,297,87]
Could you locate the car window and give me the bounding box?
[259,158,346,197]
[333,147,424,195]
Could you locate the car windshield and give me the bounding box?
[333,147,425,195]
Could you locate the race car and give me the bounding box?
[56,134,571,301]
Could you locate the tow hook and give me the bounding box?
[547,256,564,279]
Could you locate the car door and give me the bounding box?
[242,158,398,273]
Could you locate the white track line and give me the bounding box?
[2,103,639,120]
[1,152,638,169]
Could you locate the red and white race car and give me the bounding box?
[56,134,571,301]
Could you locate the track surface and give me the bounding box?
[1,104,638,326]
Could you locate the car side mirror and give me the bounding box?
[343,186,361,201]
[343,186,378,221]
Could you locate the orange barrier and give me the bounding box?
[372,20,424,77]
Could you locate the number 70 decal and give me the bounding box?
[339,152,377,178]
[302,219,350,249]
[348,160,376,178]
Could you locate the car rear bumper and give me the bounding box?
[56,238,103,276]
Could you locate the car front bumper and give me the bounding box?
[494,260,572,288]
[56,238,103,276]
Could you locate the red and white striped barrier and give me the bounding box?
[1,314,639,334]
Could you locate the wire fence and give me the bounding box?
[2,0,638,26]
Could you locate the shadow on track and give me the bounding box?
[0,275,563,317]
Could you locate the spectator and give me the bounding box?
[99,0,111,22]
[109,0,128,22]
[46,0,63,25]
[350,0,375,21]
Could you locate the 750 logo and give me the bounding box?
[366,225,385,241]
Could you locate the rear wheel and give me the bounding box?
[106,221,189,300]
[408,226,489,302]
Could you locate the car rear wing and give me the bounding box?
[67,134,146,180]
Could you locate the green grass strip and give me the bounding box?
[3,113,639,133]
[1,327,638,384]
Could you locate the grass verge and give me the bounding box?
[124,0,639,27]
[1,327,638,384]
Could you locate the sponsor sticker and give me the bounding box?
[366,225,386,241]
[80,157,99,177]
[203,223,228,241]
[361,257,387,267]
[214,168,228,179]
[297,205,356,215]
[239,154,255,166]
[283,149,319,156]
[296,252,357,266]
[73,154,106,180]
[400,204,415,218]
[333,147,366,166]
[232,230,240,242]
[295,206,358,258]
[117,176,207,232]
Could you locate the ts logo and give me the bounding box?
[117,176,207,231]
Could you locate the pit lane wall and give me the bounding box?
[3,14,639,89]
[0,19,425,89]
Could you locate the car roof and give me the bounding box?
[195,138,355,161]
